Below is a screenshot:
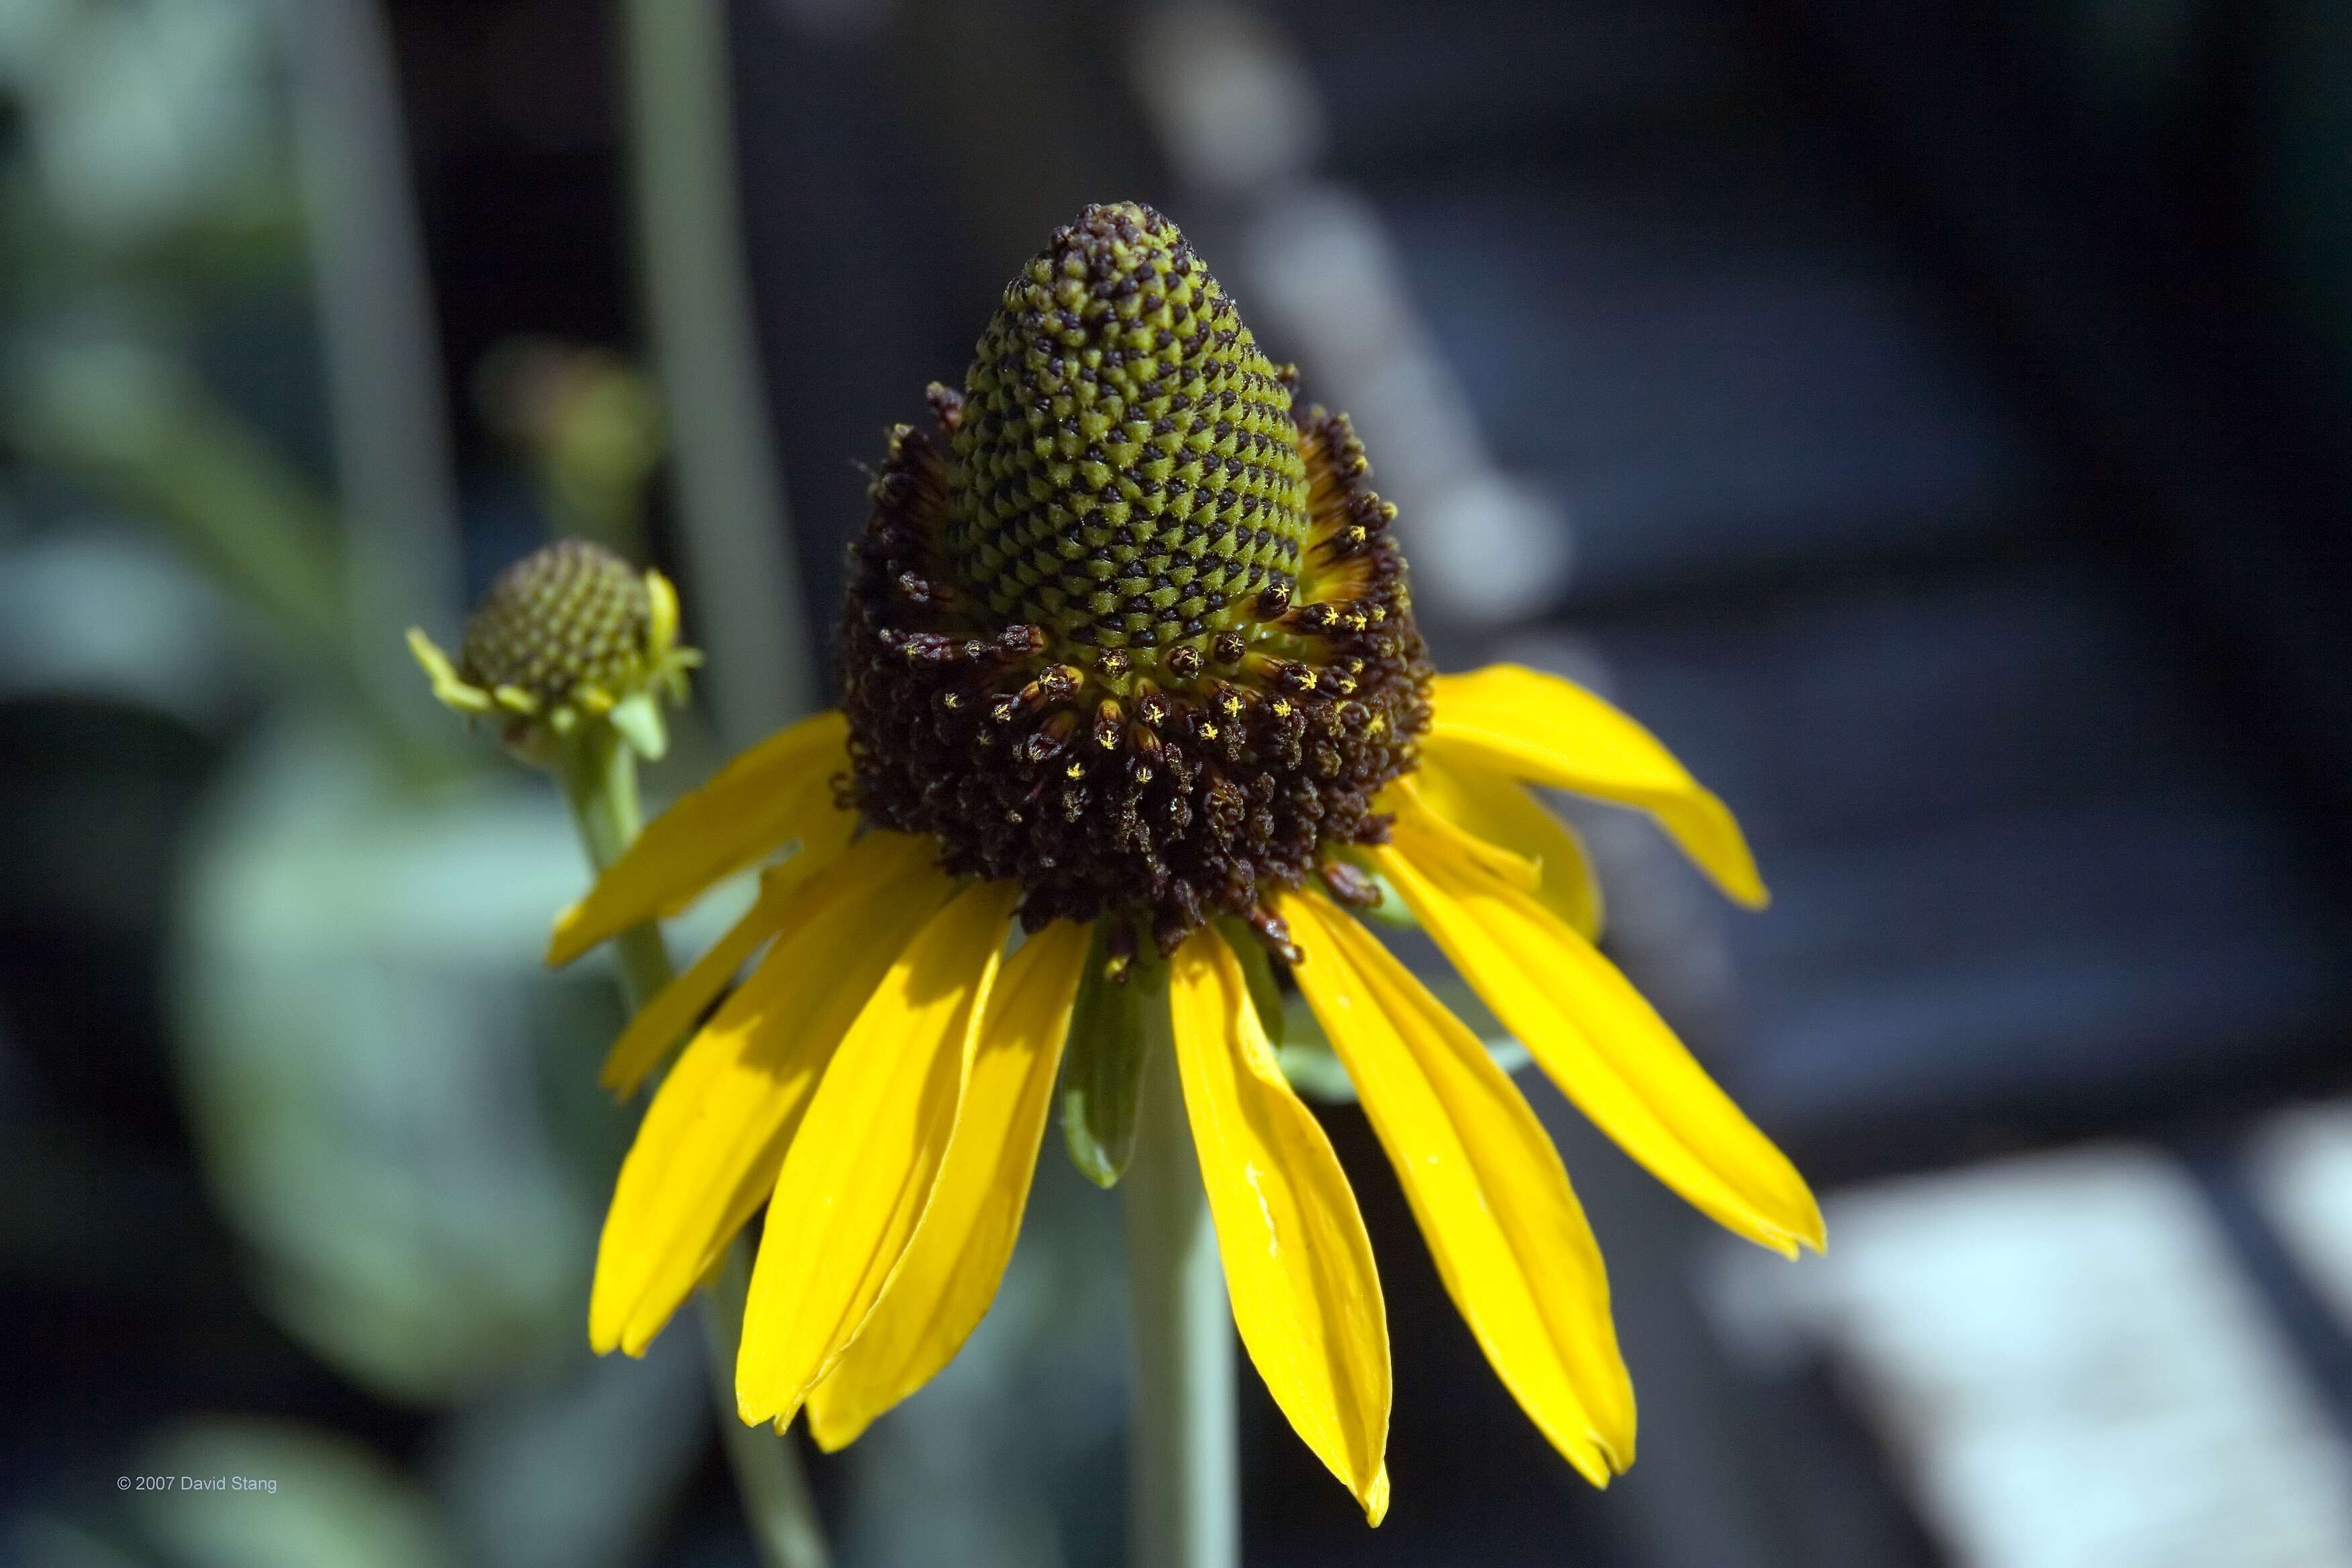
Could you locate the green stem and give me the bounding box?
[1122,1023,1239,1568]
[277,0,466,748]
[553,726,672,1014]
[554,726,832,1568]
[703,1233,833,1568]
[616,0,815,743]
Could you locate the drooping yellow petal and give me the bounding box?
[1381,775,1539,893]
[1426,665,1766,908]
[589,832,948,1357]
[1373,824,1822,1257]
[1409,748,1604,938]
[548,709,854,966]
[805,918,1093,1450]
[1168,929,1391,1524]
[736,879,1021,1429]
[601,865,797,1097]
[1277,890,1633,1483]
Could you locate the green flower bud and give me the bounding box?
[408,538,698,765]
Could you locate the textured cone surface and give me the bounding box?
[460,538,650,705]
[947,201,1309,652]
[840,203,1431,952]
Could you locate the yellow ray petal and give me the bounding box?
[1277,890,1633,1483]
[806,918,1093,1450]
[589,832,948,1356]
[1426,665,1766,908]
[1380,775,1540,893]
[1372,826,1822,1257]
[1409,749,1604,938]
[1168,929,1391,1524]
[736,879,1021,1428]
[548,709,853,966]
[601,864,799,1097]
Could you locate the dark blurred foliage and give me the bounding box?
[4,1,2351,1565]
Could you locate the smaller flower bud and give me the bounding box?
[408,537,699,767]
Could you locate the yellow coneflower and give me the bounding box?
[553,202,1821,1522]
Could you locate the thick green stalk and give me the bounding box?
[1122,1020,1240,1568]
[553,727,673,1014]
[553,727,831,1568]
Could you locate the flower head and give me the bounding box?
[556,204,1820,1522]
[409,537,697,765]
[846,201,1425,953]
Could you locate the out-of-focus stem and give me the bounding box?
[9,343,443,764]
[553,723,831,1568]
[703,1233,834,1568]
[1122,1022,1240,1568]
[617,0,815,743]
[17,346,349,656]
[277,0,465,744]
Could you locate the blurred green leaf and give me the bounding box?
[4,0,283,251]
[170,714,602,1402]
[170,711,755,1402]
[131,1418,457,1568]
[0,526,250,733]
[8,336,348,656]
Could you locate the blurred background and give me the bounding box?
[6,1,2352,1564]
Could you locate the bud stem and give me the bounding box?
[552,725,832,1568]
[553,726,673,1014]
[1122,1018,1240,1568]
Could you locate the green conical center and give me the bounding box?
[460,537,649,705]
[945,202,1310,653]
